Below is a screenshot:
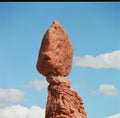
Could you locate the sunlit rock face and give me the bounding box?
[36,20,87,118]
[45,76,87,118]
[36,20,73,77]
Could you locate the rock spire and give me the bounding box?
[36,20,87,118]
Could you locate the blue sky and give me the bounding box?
[0,2,120,118]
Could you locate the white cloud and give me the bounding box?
[99,84,118,96]
[25,79,48,91]
[0,88,24,102]
[73,50,120,69]
[26,106,45,118]
[0,104,45,118]
[106,113,120,118]
[0,102,10,108]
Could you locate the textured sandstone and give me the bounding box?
[45,76,87,118]
[36,20,73,77]
[36,20,87,118]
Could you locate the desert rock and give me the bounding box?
[45,76,87,118]
[36,20,87,118]
[36,20,73,77]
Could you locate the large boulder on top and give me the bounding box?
[36,20,73,77]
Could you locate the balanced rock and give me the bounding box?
[36,20,87,118]
[36,20,73,77]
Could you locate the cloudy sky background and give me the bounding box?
[0,2,120,118]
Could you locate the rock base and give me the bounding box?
[45,76,87,118]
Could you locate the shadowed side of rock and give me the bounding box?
[45,76,87,118]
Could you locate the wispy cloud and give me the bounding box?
[99,84,118,96]
[25,79,48,91]
[89,89,98,95]
[73,50,120,69]
[106,113,120,118]
[72,83,87,92]
[0,88,24,102]
[0,104,45,118]
[89,84,118,97]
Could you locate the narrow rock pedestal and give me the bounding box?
[36,20,87,118]
[45,75,86,118]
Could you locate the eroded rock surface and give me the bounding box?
[36,20,73,77]
[36,20,87,118]
[45,76,87,118]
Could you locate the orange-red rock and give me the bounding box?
[36,20,87,118]
[45,76,87,118]
[36,20,73,77]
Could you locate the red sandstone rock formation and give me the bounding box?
[36,20,87,118]
[36,20,73,77]
[45,75,87,118]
